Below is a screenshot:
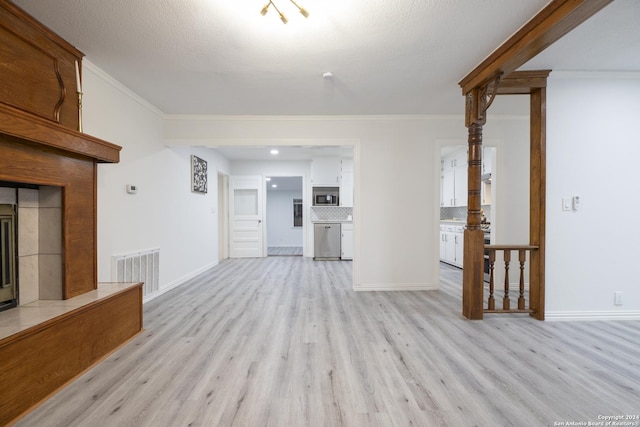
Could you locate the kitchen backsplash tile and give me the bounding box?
[440,205,491,221]
[311,206,353,222]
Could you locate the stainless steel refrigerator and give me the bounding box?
[313,223,341,260]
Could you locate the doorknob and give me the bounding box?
[258,220,262,224]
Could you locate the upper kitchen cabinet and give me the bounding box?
[482,147,494,176]
[311,158,341,186]
[340,159,354,207]
[481,147,495,205]
[441,147,467,207]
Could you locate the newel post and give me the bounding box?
[462,76,500,320]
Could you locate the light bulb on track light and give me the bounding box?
[260,0,309,24]
[289,0,309,18]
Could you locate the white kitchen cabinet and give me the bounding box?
[482,146,494,175]
[341,158,354,173]
[441,147,468,207]
[453,148,467,169]
[454,167,468,207]
[341,223,353,260]
[340,159,354,207]
[311,158,341,186]
[440,225,456,265]
[441,169,455,207]
[440,223,464,268]
[481,147,494,206]
[454,227,464,268]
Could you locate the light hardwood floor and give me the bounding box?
[267,247,303,256]
[16,259,640,426]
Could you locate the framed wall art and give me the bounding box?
[191,155,208,194]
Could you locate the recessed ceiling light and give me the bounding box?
[272,184,278,188]
[266,177,272,181]
[270,149,279,155]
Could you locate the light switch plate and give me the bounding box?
[562,197,572,211]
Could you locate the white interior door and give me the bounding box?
[230,176,264,258]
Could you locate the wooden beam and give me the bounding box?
[459,0,613,94]
[497,70,551,95]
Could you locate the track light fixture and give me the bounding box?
[260,0,309,24]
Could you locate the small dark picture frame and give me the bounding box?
[191,155,208,194]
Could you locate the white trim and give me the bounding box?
[354,283,438,292]
[550,70,640,80]
[545,310,640,322]
[164,114,465,121]
[83,59,165,119]
[165,138,360,147]
[142,261,218,304]
[164,114,529,122]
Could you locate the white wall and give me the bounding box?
[80,61,533,300]
[266,190,303,247]
[545,72,640,320]
[166,115,531,291]
[82,61,230,300]
[80,63,640,318]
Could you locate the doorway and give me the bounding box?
[217,172,229,262]
[439,145,496,270]
[266,176,303,256]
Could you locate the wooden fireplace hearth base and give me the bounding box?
[0,282,143,425]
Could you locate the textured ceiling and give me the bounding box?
[10,0,639,161]
[521,0,640,71]
[12,0,558,116]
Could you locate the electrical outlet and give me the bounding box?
[614,291,623,306]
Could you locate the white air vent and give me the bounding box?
[112,248,159,296]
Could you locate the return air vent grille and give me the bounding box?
[112,248,159,296]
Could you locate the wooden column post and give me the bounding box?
[462,119,485,319]
[462,78,499,320]
[529,87,546,320]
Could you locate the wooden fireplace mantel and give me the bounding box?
[0,102,121,163]
[0,2,138,423]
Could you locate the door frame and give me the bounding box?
[217,172,229,262]
[264,175,305,256]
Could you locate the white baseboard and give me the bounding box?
[354,283,438,291]
[143,261,218,304]
[545,310,640,321]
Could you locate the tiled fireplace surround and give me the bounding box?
[0,186,63,304]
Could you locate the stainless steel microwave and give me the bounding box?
[312,187,339,206]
